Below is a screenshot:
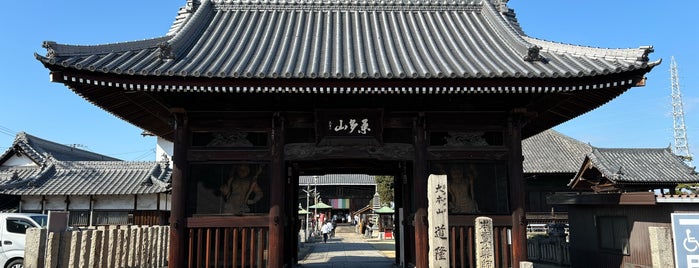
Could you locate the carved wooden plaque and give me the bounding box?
[315,109,383,145]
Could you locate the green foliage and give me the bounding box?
[676,183,699,194]
[375,175,394,206]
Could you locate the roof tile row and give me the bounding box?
[0,133,171,196]
[36,0,658,82]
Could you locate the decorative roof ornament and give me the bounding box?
[9,171,19,181]
[158,42,174,60]
[186,0,200,12]
[523,45,545,62]
[42,41,56,59]
[491,0,509,13]
[638,46,654,62]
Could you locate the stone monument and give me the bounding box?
[475,216,494,268]
[428,174,450,267]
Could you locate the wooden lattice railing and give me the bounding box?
[448,215,513,268]
[186,216,269,268]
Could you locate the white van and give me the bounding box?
[0,213,47,268]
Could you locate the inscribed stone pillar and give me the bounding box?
[141,227,150,265]
[69,231,82,268]
[106,228,118,268]
[45,232,61,268]
[427,174,450,267]
[519,261,534,268]
[79,230,92,268]
[649,226,675,268]
[89,230,103,268]
[475,216,495,268]
[24,228,46,268]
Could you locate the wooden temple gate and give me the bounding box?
[36,1,658,267]
[165,109,529,267]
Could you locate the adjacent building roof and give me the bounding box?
[0,132,119,164]
[0,161,171,196]
[569,147,699,191]
[0,132,171,196]
[522,129,592,174]
[3,131,693,196]
[36,0,658,85]
[300,174,375,186]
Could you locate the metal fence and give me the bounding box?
[527,235,570,266]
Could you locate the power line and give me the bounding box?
[0,125,16,138]
[132,149,156,161]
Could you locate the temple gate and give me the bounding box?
[36,0,658,267]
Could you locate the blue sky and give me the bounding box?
[0,1,697,164]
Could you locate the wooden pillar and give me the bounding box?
[508,113,527,267]
[414,113,429,268]
[169,109,189,268]
[268,113,285,268]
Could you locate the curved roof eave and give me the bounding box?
[35,0,659,81]
[1,161,172,196]
[587,147,699,184]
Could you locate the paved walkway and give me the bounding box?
[298,231,397,268]
[296,227,568,268]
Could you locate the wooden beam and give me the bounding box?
[169,111,189,268]
[268,113,285,268]
[186,216,269,227]
[508,113,527,268]
[414,113,429,268]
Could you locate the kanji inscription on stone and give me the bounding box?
[428,174,450,268]
[475,216,495,268]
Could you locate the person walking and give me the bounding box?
[321,221,333,243]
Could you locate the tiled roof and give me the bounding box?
[0,133,171,196]
[522,129,592,174]
[300,174,375,186]
[580,147,699,185]
[0,160,171,196]
[0,132,119,164]
[35,0,658,86]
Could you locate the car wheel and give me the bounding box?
[6,259,22,268]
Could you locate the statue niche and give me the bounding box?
[446,164,479,214]
[220,163,264,215]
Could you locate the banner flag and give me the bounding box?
[330,198,349,209]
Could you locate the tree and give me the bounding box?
[676,183,699,194]
[375,176,394,206]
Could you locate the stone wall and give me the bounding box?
[25,225,169,268]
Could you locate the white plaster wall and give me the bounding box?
[137,194,158,210]
[156,137,173,164]
[93,195,135,210]
[2,155,35,167]
[20,196,43,211]
[159,194,171,211]
[44,196,68,210]
[67,196,91,210]
[20,194,172,211]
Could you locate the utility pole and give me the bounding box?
[670,56,693,164]
[314,176,319,231]
[304,183,311,240]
